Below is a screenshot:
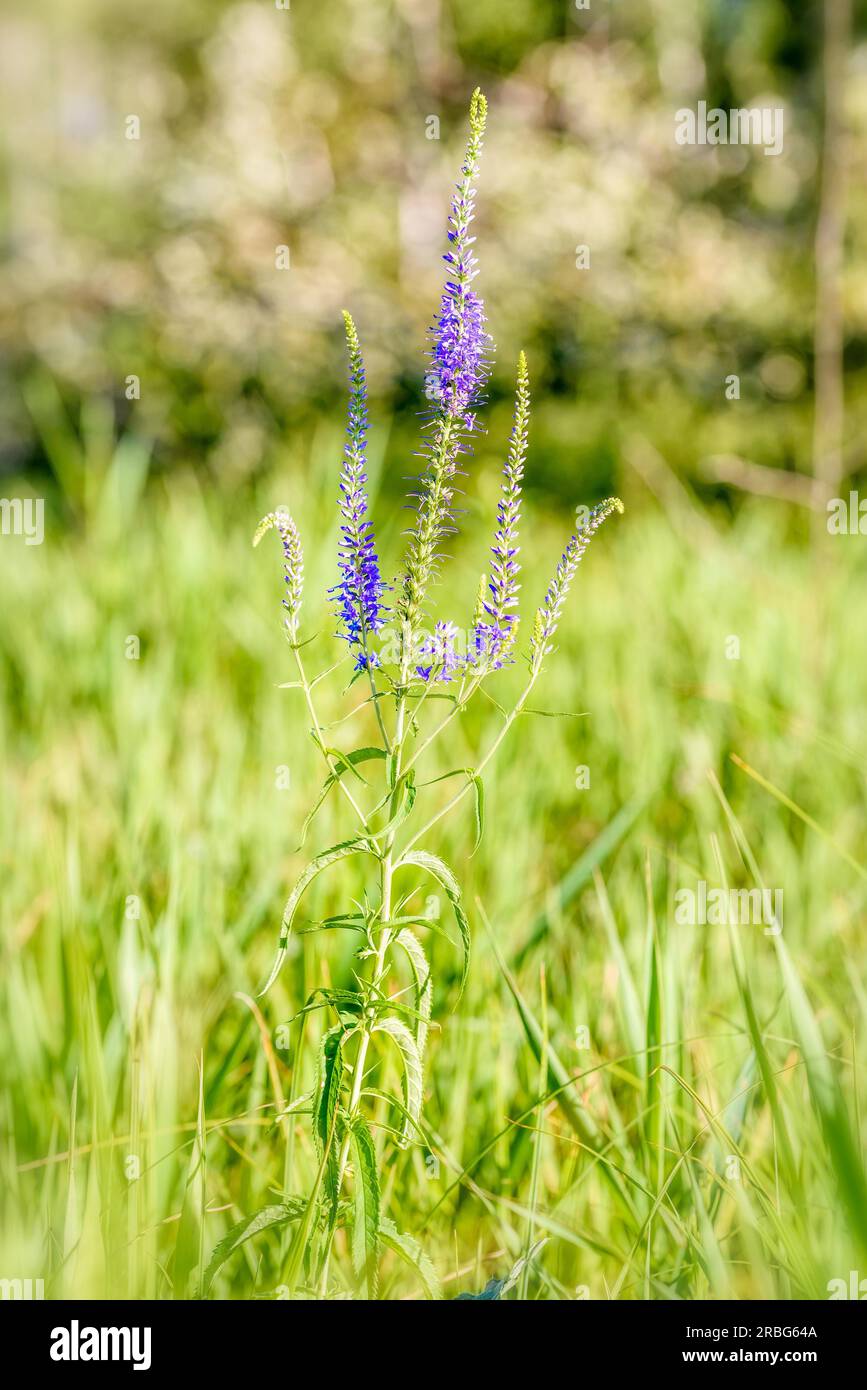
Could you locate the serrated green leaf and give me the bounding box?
[379,1216,441,1300]
[199,1199,306,1296]
[396,849,471,997]
[314,1025,346,1219]
[359,1087,425,1145]
[326,745,384,784]
[368,771,417,843]
[295,778,333,851]
[291,987,365,1021]
[349,1117,380,1297]
[258,837,377,996]
[297,750,385,849]
[372,1016,423,1147]
[297,913,366,936]
[394,927,432,1060]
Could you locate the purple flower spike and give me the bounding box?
[330,311,389,670]
[430,89,492,426]
[253,508,304,640]
[530,497,625,669]
[472,352,530,669]
[416,621,462,683]
[398,90,493,646]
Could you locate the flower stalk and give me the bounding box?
[244,89,624,1301]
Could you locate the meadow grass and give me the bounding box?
[2,421,866,1298]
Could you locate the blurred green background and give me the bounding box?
[3,0,867,502]
[2,0,867,1301]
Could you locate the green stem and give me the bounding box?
[400,670,483,777]
[316,703,406,1293]
[401,669,538,855]
[293,643,370,832]
[356,605,391,755]
[311,574,532,1291]
[285,1103,337,1295]
[366,665,392,754]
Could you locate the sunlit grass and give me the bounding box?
[1,430,866,1298]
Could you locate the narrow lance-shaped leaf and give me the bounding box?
[199,1199,306,1297]
[297,748,385,849]
[394,927,432,1060]
[258,837,377,996]
[372,1016,423,1147]
[396,849,471,997]
[314,1025,346,1220]
[290,987,366,1022]
[420,767,484,855]
[349,1117,380,1297]
[379,1217,442,1300]
[368,772,417,843]
[469,771,484,856]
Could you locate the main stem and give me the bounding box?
[335,852,394,1186]
[315,623,535,1291]
[294,642,370,830]
[318,695,406,1291]
[402,668,538,854]
[341,697,406,1143]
